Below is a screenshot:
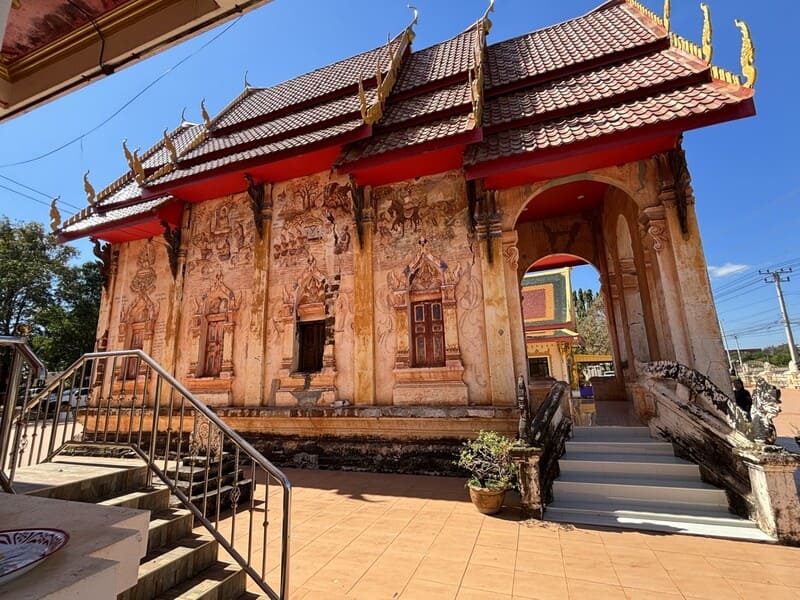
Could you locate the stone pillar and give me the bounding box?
[245,184,273,406]
[641,205,691,366]
[502,231,527,384]
[510,446,543,519]
[476,204,516,405]
[656,146,728,390]
[162,207,190,380]
[352,186,376,404]
[393,290,410,369]
[741,451,800,544]
[441,272,462,367]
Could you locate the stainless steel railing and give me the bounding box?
[4,349,291,600]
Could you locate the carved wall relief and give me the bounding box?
[187,272,242,380]
[117,240,159,378]
[187,198,254,275]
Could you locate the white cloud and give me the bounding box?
[708,263,749,278]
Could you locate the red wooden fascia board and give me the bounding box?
[466,96,755,182]
[57,211,161,244]
[484,69,709,137]
[178,109,362,169]
[346,145,467,187]
[142,124,372,200]
[485,37,670,101]
[338,127,482,175]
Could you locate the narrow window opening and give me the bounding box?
[298,320,325,373]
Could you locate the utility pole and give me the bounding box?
[733,334,744,369]
[719,319,735,374]
[761,268,799,370]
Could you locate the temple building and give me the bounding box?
[55,0,758,467]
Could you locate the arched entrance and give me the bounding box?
[510,178,670,423]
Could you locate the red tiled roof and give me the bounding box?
[395,28,476,93]
[338,114,473,166]
[61,197,170,235]
[181,91,375,163]
[211,36,405,130]
[467,83,746,166]
[140,123,205,169]
[486,2,661,91]
[381,81,471,127]
[484,49,703,130]
[149,119,364,186]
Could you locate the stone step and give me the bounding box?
[545,500,775,542]
[572,426,652,441]
[153,561,246,600]
[565,440,675,455]
[17,457,148,502]
[559,453,700,480]
[99,486,171,512]
[187,480,254,516]
[147,508,195,553]
[174,470,247,497]
[552,477,728,509]
[119,534,219,600]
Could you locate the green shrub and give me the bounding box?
[456,430,517,491]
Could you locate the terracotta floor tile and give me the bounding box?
[623,588,684,599]
[758,563,800,588]
[670,574,743,600]
[476,529,519,550]
[613,565,681,594]
[412,555,467,586]
[460,563,515,595]
[566,578,627,599]
[604,544,660,567]
[749,544,800,567]
[705,556,762,580]
[400,578,459,599]
[457,587,512,600]
[469,543,517,569]
[515,548,565,577]
[654,550,718,575]
[727,579,798,600]
[512,571,569,599]
[302,560,364,593]
[597,530,651,548]
[560,540,608,560]
[517,533,562,553]
[427,539,475,561]
[563,558,621,587]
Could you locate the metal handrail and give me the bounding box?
[5,349,291,599]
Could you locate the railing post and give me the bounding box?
[0,348,25,473]
[147,374,162,487]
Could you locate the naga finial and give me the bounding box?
[180,107,189,125]
[50,197,61,232]
[200,98,211,127]
[243,70,252,89]
[163,128,178,163]
[700,3,713,63]
[481,0,495,33]
[407,5,419,27]
[735,19,757,88]
[83,170,96,206]
[663,0,671,31]
[122,138,133,167]
[132,149,144,184]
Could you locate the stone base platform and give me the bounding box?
[213,405,518,475]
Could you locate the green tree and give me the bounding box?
[0,218,75,336]
[575,291,611,355]
[31,262,102,370]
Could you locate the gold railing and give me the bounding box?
[3,349,291,600]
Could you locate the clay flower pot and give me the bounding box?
[468,485,506,514]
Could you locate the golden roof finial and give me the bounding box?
[358,78,369,122]
[407,5,419,28]
[735,19,757,88]
[122,138,133,166]
[50,197,61,232]
[481,0,495,33]
[663,0,671,31]
[200,99,211,128]
[163,129,178,163]
[180,107,190,125]
[243,70,252,89]
[700,3,713,63]
[83,171,96,206]
[132,149,145,184]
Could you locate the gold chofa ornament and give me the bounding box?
[50,197,61,232]
[700,3,713,63]
[735,19,757,88]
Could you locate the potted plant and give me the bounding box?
[456,430,517,514]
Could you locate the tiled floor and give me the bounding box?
[210,389,800,599]
[224,467,800,599]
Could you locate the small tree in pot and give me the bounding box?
[456,430,517,514]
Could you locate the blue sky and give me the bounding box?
[0,0,797,349]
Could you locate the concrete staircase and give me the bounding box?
[546,426,775,541]
[13,456,265,599]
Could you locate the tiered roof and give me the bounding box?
[59,0,756,243]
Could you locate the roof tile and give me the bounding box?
[467,83,742,165]
[486,2,660,90]
[395,28,476,93]
[382,81,471,127]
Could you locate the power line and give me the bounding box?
[0,15,243,169]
